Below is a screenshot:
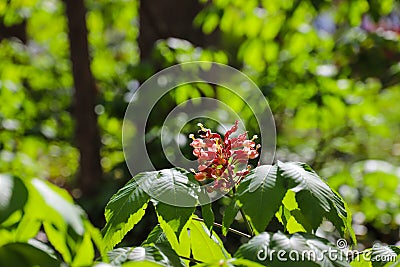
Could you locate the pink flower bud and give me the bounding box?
[195,172,206,181]
[248,150,259,159]
[198,164,207,171]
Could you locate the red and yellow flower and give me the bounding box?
[189,121,260,191]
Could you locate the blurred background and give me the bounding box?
[0,0,399,253]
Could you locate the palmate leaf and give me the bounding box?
[236,165,287,234]
[235,231,350,267]
[148,168,199,209]
[31,179,85,235]
[350,244,400,267]
[196,258,265,267]
[155,203,194,245]
[107,245,186,267]
[189,219,231,262]
[107,245,185,267]
[142,225,191,261]
[143,220,230,264]
[103,168,199,253]
[152,169,197,240]
[277,161,353,239]
[102,172,153,252]
[28,178,102,264]
[0,175,101,264]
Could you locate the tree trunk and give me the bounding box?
[64,0,102,197]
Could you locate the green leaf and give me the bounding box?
[142,225,170,246]
[0,175,28,224]
[27,239,58,260]
[143,220,230,264]
[235,231,350,266]
[155,203,194,240]
[277,161,352,237]
[122,261,164,267]
[102,172,152,252]
[152,168,197,240]
[236,165,287,233]
[108,245,185,267]
[72,230,95,267]
[14,213,42,242]
[85,220,107,261]
[189,219,231,262]
[0,176,100,264]
[43,221,71,263]
[149,168,198,208]
[350,244,400,267]
[0,243,60,267]
[222,199,240,236]
[31,178,85,235]
[30,178,97,264]
[153,218,191,260]
[198,188,215,231]
[201,203,215,231]
[196,258,265,267]
[142,224,191,263]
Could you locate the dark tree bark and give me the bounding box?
[138,0,219,61]
[0,20,27,43]
[64,0,102,197]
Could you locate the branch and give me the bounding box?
[232,187,255,237]
[179,255,203,264]
[192,216,251,239]
[238,206,255,237]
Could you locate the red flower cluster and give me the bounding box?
[189,121,260,191]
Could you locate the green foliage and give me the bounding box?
[188,219,231,262]
[102,172,152,253]
[96,161,355,265]
[236,165,286,234]
[141,220,230,265]
[0,242,59,267]
[196,258,265,267]
[235,231,350,266]
[222,198,240,236]
[102,168,198,252]
[0,175,28,224]
[0,175,103,265]
[1,0,400,265]
[0,159,398,266]
[107,246,185,267]
[350,244,400,267]
[278,161,354,240]
[200,203,215,231]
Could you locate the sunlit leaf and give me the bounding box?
[278,161,353,239]
[236,165,287,233]
[235,231,350,266]
[102,172,152,252]
[0,175,28,224]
